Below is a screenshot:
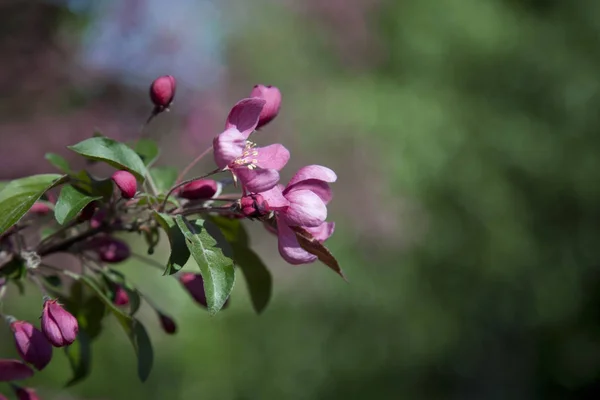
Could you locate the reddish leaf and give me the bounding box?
[291,226,347,281]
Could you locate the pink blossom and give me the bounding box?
[28,202,51,215]
[113,286,130,306]
[13,386,40,400]
[213,98,290,193]
[86,236,130,263]
[260,165,337,264]
[250,84,282,128]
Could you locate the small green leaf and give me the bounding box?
[64,329,92,387]
[67,137,147,181]
[67,272,154,382]
[149,166,178,193]
[175,215,235,315]
[54,185,102,225]
[133,139,160,166]
[153,212,190,275]
[45,153,72,174]
[70,170,114,201]
[0,174,66,235]
[210,216,249,246]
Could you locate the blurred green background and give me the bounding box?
[3,0,600,398]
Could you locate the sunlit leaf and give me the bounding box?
[175,215,235,315]
[54,185,102,225]
[67,137,147,181]
[0,174,67,235]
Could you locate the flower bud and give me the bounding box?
[10,321,52,371]
[28,202,51,215]
[240,194,268,219]
[13,386,39,400]
[41,299,78,347]
[113,286,130,306]
[111,170,137,199]
[89,208,107,229]
[179,273,229,309]
[178,179,219,200]
[179,273,207,307]
[78,201,97,222]
[150,75,176,109]
[0,392,6,400]
[0,359,34,382]
[87,236,131,263]
[158,314,177,334]
[250,84,281,128]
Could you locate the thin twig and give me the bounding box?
[159,168,222,212]
[176,146,213,184]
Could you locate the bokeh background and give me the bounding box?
[2,0,600,398]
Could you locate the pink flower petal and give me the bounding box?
[225,98,266,138]
[282,190,327,227]
[236,168,280,193]
[250,85,282,128]
[260,186,290,210]
[213,128,246,169]
[288,165,337,187]
[284,179,332,204]
[255,144,290,171]
[277,219,317,265]
[305,222,335,243]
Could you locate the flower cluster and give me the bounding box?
[212,85,336,264]
[0,76,341,396]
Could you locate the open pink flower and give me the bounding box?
[260,165,337,264]
[213,98,290,193]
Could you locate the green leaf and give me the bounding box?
[101,269,142,316]
[67,137,147,181]
[234,245,272,314]
[210,217,271,314]
[153,212,190,275]
[54,185,102,225]
[64,329,92,387]
[45,153,72,174]
[175,215,235,315]
[133,139,160,166]
[67,272,154,382]
[149,166,178,193]
[70,170,114,201]
[0,174,66,235]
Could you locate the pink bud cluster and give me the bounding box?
[212,85,336,264]
[0,299,79,394]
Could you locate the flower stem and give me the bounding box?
[176,146,213,184]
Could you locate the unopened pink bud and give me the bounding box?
[111,170,137,199]
[10,321,53,371]
[113,286,130,306]
[179,273,207,307]
[179,273,229,309]
[87,237,131,263]
[178,179,218,200]
[158,314,177,334]
[28,202,51,215]
[150,75,176,109]
[90,208,107,229]
[250,84,281,128]
[0,392,6,400]
[240,194,268,219]
[0,359,34,382]
[41,299,78,347]
[13,386,39,400]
